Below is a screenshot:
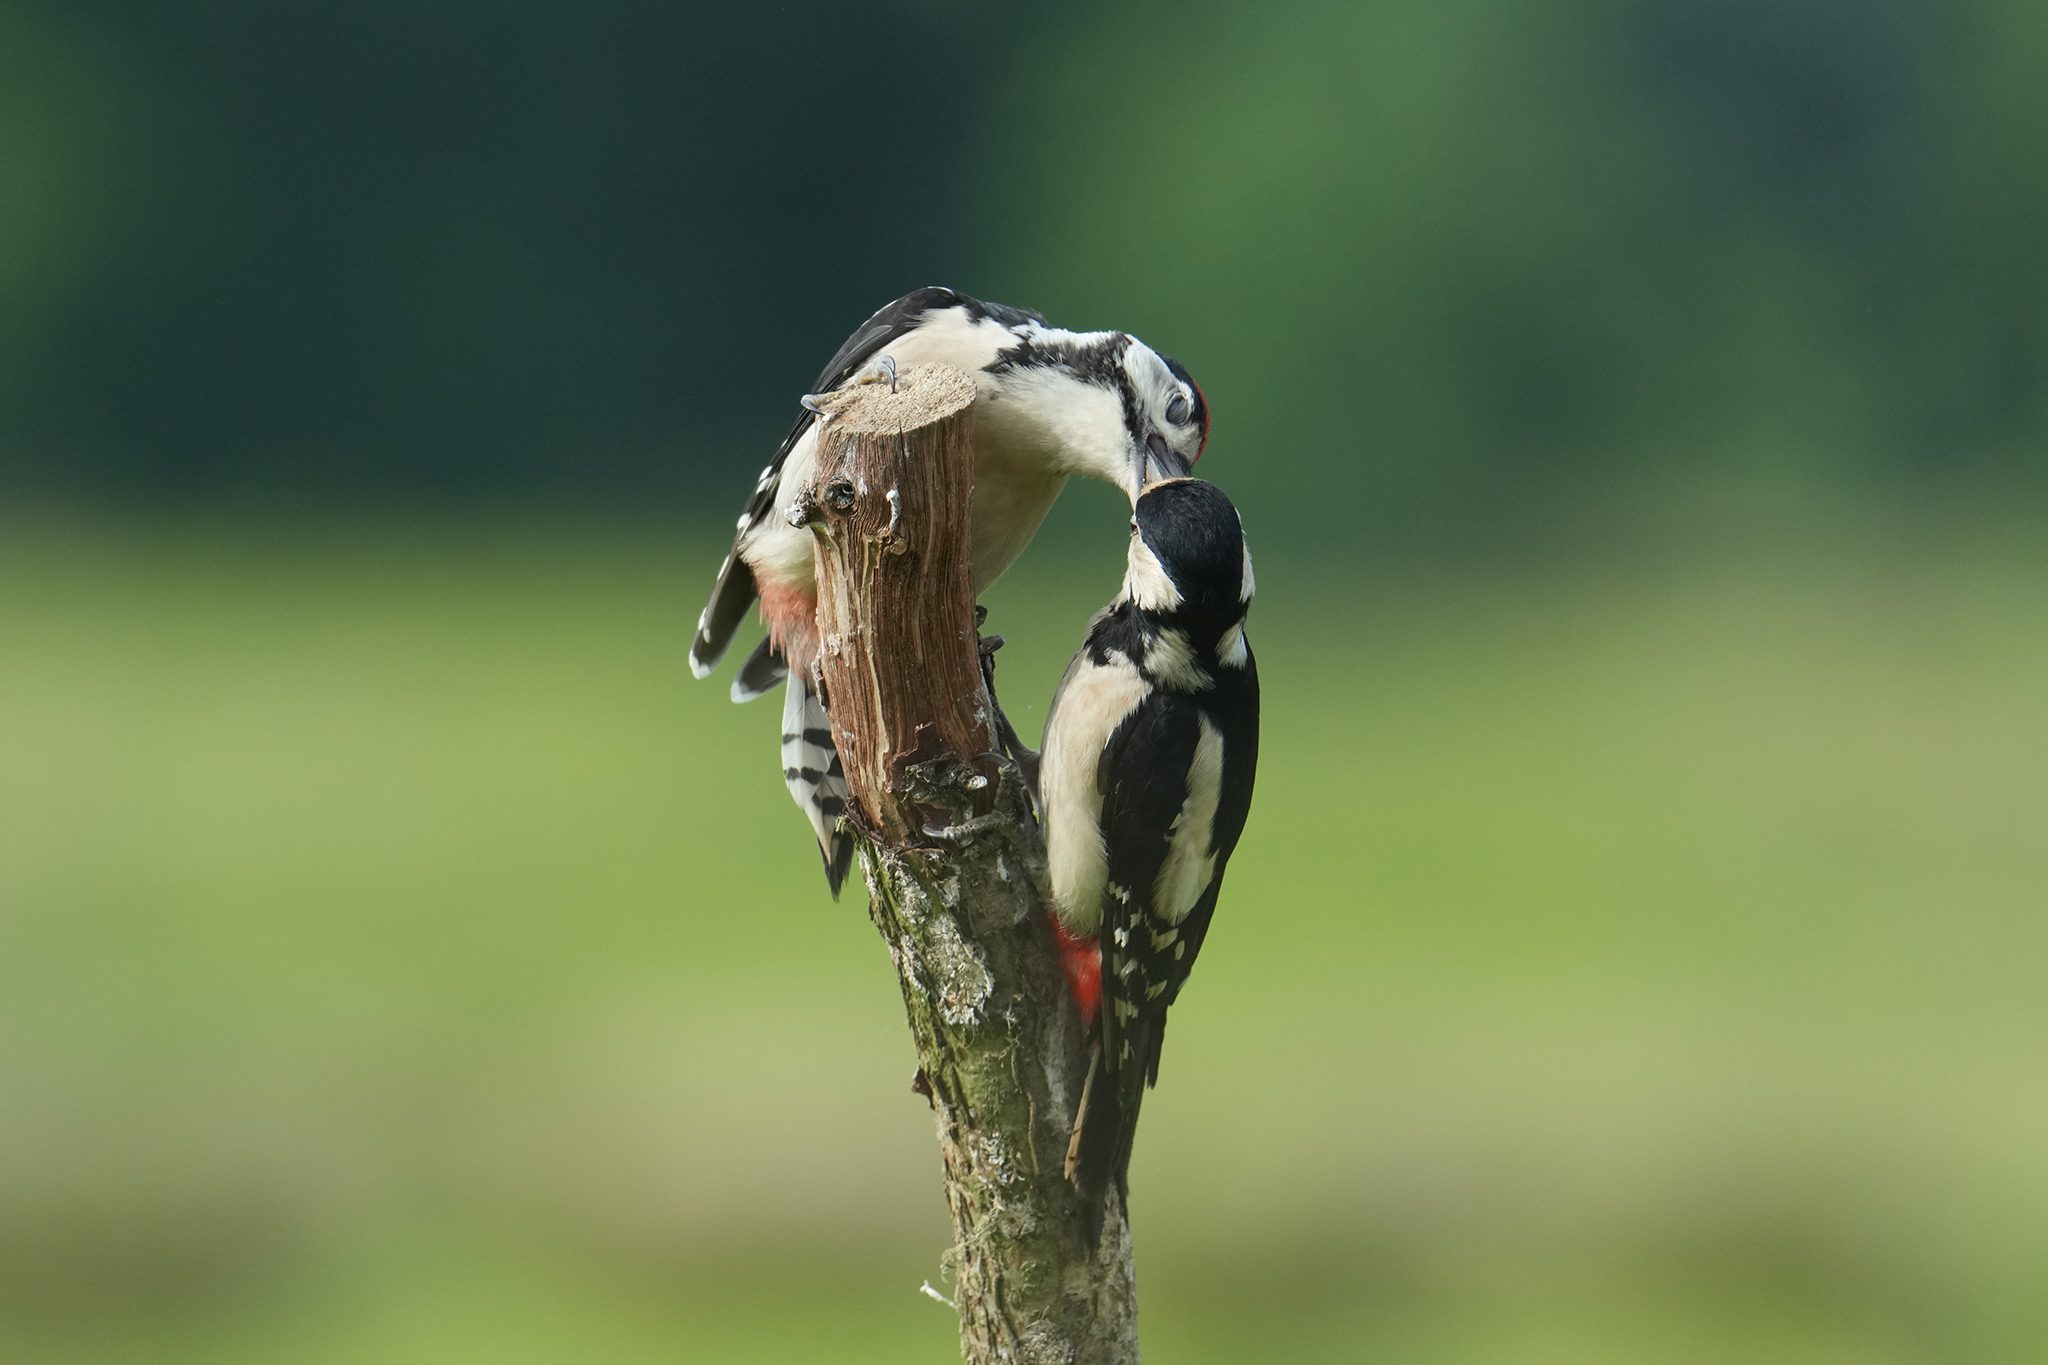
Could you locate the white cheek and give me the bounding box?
[987,366,1128,484]
[1126,536,1182,611]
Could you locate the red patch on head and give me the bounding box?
[1191,378,1211,459]
[1049,913,1102,1024]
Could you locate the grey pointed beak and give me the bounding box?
[1135,431,1190,496]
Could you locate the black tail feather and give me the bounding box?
[690,549,759,679]
[1066,1033,1149,1248]
[822,825,856,898]
[733,637,789,702]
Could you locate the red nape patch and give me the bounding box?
[1049,914,1102,1024]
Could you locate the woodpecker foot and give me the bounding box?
[920,809,1015,845]
[975,608,1042,793]
[802,355,899,419]
[849,354,899,393]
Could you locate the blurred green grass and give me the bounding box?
[2,509,2045,1363]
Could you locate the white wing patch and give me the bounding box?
[1217,623,1250,670]
[1152,715,1224,924]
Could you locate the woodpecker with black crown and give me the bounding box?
[689,287,1211,894]
[1037,477,1259,1243]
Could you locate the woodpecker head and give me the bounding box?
[1123,341,1210,497]
[982,325,1209,500]
[1124,478,1254,640]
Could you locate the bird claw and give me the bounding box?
[921,810,1011,845]
[850,354,899,393]
[975,607,1042,801]
[988,746,1041,802]
[802,355,899,421]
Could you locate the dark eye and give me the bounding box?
[1165,392,1191,425]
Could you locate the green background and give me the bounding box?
[4,2,2045,1360]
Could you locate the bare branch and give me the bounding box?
[802,363,1140,1363]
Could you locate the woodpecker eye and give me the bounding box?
[1165,392,1191,426]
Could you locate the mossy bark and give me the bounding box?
[797,364,1139,1363]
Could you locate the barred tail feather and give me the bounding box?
[781,680,855,897]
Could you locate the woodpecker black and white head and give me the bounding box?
[685,287,1213,896]
[1037,477,1259,1243]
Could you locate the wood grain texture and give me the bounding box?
[798,363,990,841]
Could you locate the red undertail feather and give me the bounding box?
[755,579,820,675]
[1050,914,1102,1024]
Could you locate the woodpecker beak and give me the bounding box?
[1135,431,1190,496]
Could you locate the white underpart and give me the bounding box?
[1240,539,1256,602]
[738,312,1131,602]
[1041,649,1148,937]
[742,420,826,588]
[1153,715,1224,924]
[1124,534,1182,612]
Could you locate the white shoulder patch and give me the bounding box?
[1153,715,1224,924]
[1216,623,1250,669]
[883,305,1014,374]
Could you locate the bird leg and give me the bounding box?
[976,605,1041,793]
[802,355,899,417]
[852,354,899,393]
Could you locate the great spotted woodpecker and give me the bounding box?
[688,287,1211,895]
[1038,478,1259,1243]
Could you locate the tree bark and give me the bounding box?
[794,364,1140,1363]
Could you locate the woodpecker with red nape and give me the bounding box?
[1039,478,1258,1243]
[688,287,1211,895]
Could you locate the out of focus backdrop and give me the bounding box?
[4,2,2045,1361]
